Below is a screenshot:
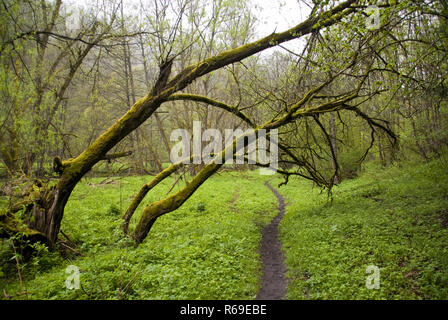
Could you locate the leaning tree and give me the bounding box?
[1,0,445,248]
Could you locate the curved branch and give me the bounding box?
[346,105,398,145]
[122,157,187,235]
[168,93,332,187]
[163,0,357,94]
[167,93,255,126]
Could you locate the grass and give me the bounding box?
[1,157,447,300]
[274,157,448,299]
[0,170,277,299]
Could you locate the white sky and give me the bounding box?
[65,0,311,54]
[251,0,311,55]
[66,0,311,34]
[252,0,311,37]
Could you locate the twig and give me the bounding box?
[10,240,28,299]
[59,230,77,247]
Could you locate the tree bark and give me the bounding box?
[122,159,185,234]
[329,113,339,183]
[1,0,358,248]
[132,162,222,243]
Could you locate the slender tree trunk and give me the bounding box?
[139,34,171,169]
[377,134,386,166]
[329,113,339,183]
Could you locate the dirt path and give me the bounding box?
[256,181,287,300]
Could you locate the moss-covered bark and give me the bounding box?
[1,1,358,248]
[131,124,260,243]
[122,160,186,234]
[132,162,222,243]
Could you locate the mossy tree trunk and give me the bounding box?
[132,162,222,243]
[1,0,358,248]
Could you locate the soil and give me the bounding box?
[256,181,288,300]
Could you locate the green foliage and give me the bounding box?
[0,171,277,299]
[1,158,448,300]
[0,0,447,301]
[276,157,448,299]
[195,201,207,213]
[106,204,121,217]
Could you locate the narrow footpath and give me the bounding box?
[256,181,287,300]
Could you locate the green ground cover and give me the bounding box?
[0,171,277,299]
[275,158,448,299]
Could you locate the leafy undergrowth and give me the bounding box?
[0,171,277,299]
[2,158,447,300]
[274,158,448,299]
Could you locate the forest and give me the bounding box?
[0,0,447,301]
